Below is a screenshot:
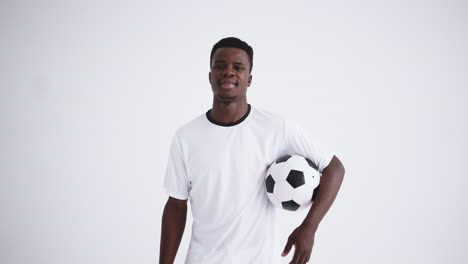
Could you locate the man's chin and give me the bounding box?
[216,95,238,103]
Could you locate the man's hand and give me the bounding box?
[281,222,317,264]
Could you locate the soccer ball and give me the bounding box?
[265,155,321,211]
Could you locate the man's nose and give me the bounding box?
[222,66,235,77]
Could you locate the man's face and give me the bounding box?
[209,47,252,103]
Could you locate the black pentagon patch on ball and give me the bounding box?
[282,200,300,211]
[305,158,318,170]
[286,170,305,188]
[265,175,275,193]
[276,155,292,164]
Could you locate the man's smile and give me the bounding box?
[219,79,238,88]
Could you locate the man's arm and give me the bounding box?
[282,155,345,264]
[159,197,188,264]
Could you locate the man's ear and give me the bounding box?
[248,74,252,87]
[208,72,211,83]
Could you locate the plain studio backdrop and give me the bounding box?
[1,0,467,263]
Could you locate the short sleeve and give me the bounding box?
[284,119,334,172]
[163,134,191,200]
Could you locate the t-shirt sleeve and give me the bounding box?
[284,119,335,173]
[163,134,191,200]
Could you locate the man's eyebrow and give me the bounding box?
[213,60,246,65]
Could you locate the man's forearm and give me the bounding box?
[159,199,188,264]
[302,155,345,230]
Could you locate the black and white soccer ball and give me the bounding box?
[265,155,321,211]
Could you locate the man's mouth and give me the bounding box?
[219,79,238,88]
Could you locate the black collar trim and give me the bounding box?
[206,104,251,127]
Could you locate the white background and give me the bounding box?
[1,0,467,263]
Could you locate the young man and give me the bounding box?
[160,37,345,264]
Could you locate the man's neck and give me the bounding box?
[210,100,249,124]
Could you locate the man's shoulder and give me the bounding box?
[171,112,206,139]
[250,106,286,126]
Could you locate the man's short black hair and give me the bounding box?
[210,37,254,73]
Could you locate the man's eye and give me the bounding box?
[234,66,244,71]
[213,65,223,70]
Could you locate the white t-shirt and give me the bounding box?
[164,105,334,264]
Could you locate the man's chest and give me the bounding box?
[183,128,283,187]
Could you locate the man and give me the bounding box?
[160,37,345,264]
